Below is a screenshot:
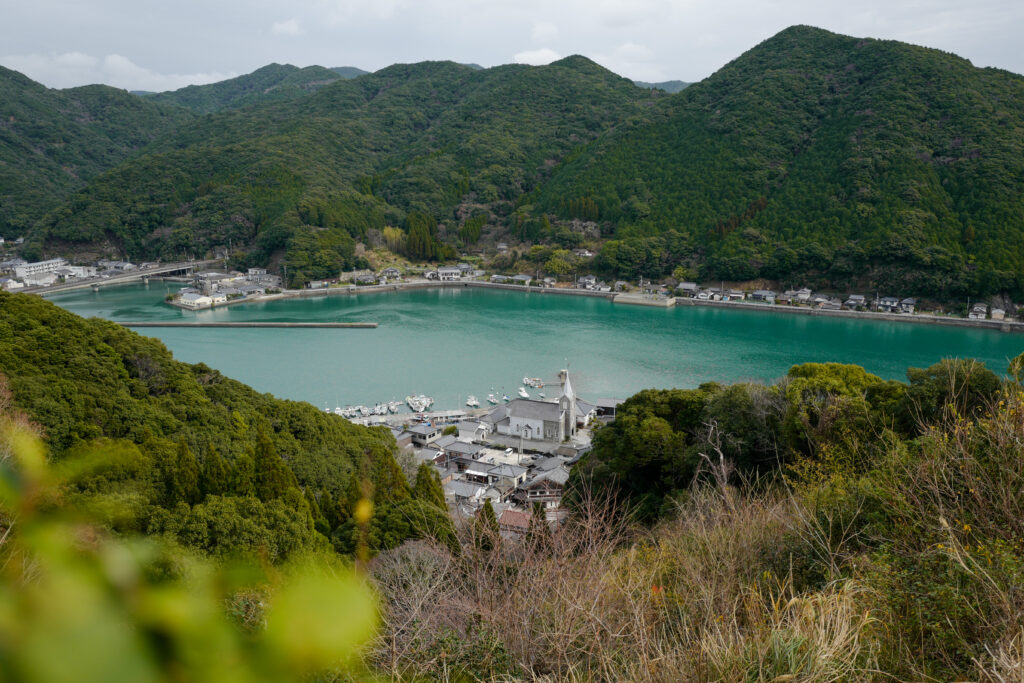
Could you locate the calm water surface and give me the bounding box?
[47,283,1024,410]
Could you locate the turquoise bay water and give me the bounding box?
[47,283,1024,411]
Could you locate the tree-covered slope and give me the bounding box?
[30,57,652,283]
[144,63,353,113]
[0,291,444,558]
[634,79,690,93]
[538,26,1024,298]
[0,67,194,237]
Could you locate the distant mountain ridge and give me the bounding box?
[634,79,690,93]
[5,26,1024,300]
[144,63,362,113]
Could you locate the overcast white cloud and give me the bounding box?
[1,0,1021,91]
[271,19,303,36]
[0,51,236,91]
[513,47,562,66]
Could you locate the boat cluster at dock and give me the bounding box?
[468,377,546,408]
[326,377,548,419]
[328,402,403,418]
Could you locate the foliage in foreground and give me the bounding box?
[0,402,377,682]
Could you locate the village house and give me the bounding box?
[512,274,532,286]
[877,296,901,313]
[0,277,24,291]
[725,289,745,301]
[457,263,473,274]
[572,248,594,258]
[751,289,776,303]
[437,266,462,281]
[991,308,1006,321]
[379,267,401,279]
[498,508,531,536]
[577,274,598,289]
[490,274,511,284]
[795,288,813,303]
[518,466,571,515]
[406,423,443,447]
[496,242,509,253]
[844,294,866,310]
[969,303,989,320]
[900,297,917,314]
[676,282,699,297]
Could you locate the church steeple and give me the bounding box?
[558,369,576,439]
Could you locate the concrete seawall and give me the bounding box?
[676,298,1023,333]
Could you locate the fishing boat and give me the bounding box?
[518,387,529,399]
[466,395,480,407]
[523,377,544,388]
[487,393,498,404]
[502,393,510,402]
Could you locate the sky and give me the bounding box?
[1,0,1022,92]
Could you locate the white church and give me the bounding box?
[481,370,595,442]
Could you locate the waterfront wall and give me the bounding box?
[677,297,1023,333]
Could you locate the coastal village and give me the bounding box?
[2,248,1020,325]
[378,369,621,535]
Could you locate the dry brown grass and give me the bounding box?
[368,485,882,682]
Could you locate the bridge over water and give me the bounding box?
[25,259,220,294]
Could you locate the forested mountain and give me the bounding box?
[0,67,193,238]
[634,79,690,92]
[9,25,1024,298]
[144,63,360,113]
[27,57,652,284]
[538,25,1024,298]
[0,291,450,558]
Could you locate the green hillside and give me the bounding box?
[11,25,1024,298]
[0,291,446,558]
[537,26,1024,298]
[634,79,690,93]
[29,57,651,284]
[0,67,194,238]
[145,63,354,113]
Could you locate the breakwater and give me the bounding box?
[118,321,377,328]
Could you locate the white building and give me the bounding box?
[179,293,212,308]
[437,266,462,281]
[14,258,67,279]
[21,273,58,287]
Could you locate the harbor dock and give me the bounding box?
[117,321,377,328]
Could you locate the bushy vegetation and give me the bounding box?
[0,291,452,559]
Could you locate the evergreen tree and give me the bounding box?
[173,438,201,505]
[475,499,500,552]
[254,427,298,501]
[200,445,230,497]
[231,452,256,497]
[319,487,341,529]
[412,463,446,510]
[526,501,552,553]
[372,455,411,505]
